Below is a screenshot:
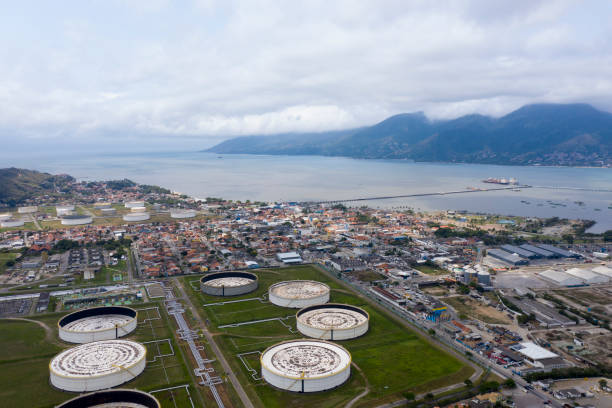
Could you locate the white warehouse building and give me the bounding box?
[564,268,609,284]
[276,252,303,264]
[538,269,585,287]
[592,265,612,279]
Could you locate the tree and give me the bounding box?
[561,234,574,244]
[464,379,473,387]
[599,379,607,390]
[403,391,415,401]
[503,378,516,389]
[424,393,434,401]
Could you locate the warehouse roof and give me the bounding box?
[516,342,558,360]
[592,265,612,278]
[538,269,584,286]
[565,268,609,284]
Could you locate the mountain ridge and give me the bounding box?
[205,103,612,166]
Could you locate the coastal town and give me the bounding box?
[1,177,611,408]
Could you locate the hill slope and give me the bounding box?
[0,168,75,206]
[206,104,612,166]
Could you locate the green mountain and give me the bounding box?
[0,168,75,206]
[206,104,612,166]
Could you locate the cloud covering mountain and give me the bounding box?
[207,104,612,166]
[1,1,612,153]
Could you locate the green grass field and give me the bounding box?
[182,265,472,408]
[0,304,198,408]
[0,252,18,274]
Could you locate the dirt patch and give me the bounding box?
[445,296,511,324]
[347,270,385,282]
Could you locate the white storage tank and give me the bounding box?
[269,280,330,308]
[124,201,145,208]
[170,209,197,219]
[56,389,160,408]
[123,212,150,222]
[56,205,75,216]
[17,206,37,213]
[296,303,369,340]
[0,218,24,228]
[261,339,351,392]
[58,306,138,343]
[200,271,258,296]
[50,339,146,392]
[61,214,93,226]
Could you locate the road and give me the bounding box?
[174,278,254,408]
[313,264,563,408]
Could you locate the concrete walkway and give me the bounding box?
[174,278,255,408]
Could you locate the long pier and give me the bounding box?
[308,185,530,205]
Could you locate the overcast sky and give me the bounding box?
[1,0,611,150]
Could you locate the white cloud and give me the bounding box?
[0,0,610,147]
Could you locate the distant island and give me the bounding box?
[206,103,612,167]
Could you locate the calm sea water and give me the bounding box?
[2,151,611,232]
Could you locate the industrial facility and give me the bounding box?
[17,206,37,213]
[276,252,303,264]
[56,205,75,216]
[538,269,585,287]
[296,303,369,340]
[58,306,138,343]
[170,208,197,219]
[592,265,612,278]
[124,201,145,208]
[268,280,330,308]
[487,248,528,265]
[200,271,258,296]
[61,214,93,226]
[260,339,351,392]
[0,218,24,228]
[49,339,146,392]
[123,212,150,222]
[56,389,160,408]
[563,267,609,284]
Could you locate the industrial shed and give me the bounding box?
[564,268,609,284]
[536,244,580,258]
[519,244,556,258]
[538,269,585,287]
[487,248,528,265]
[501,244,537,259]
[592,265,612,279]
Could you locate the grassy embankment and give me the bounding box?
[182,265,473,408]
[0,302,197,408]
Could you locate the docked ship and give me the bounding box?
[482,177,518,185]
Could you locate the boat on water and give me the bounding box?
[482,177,518,185]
